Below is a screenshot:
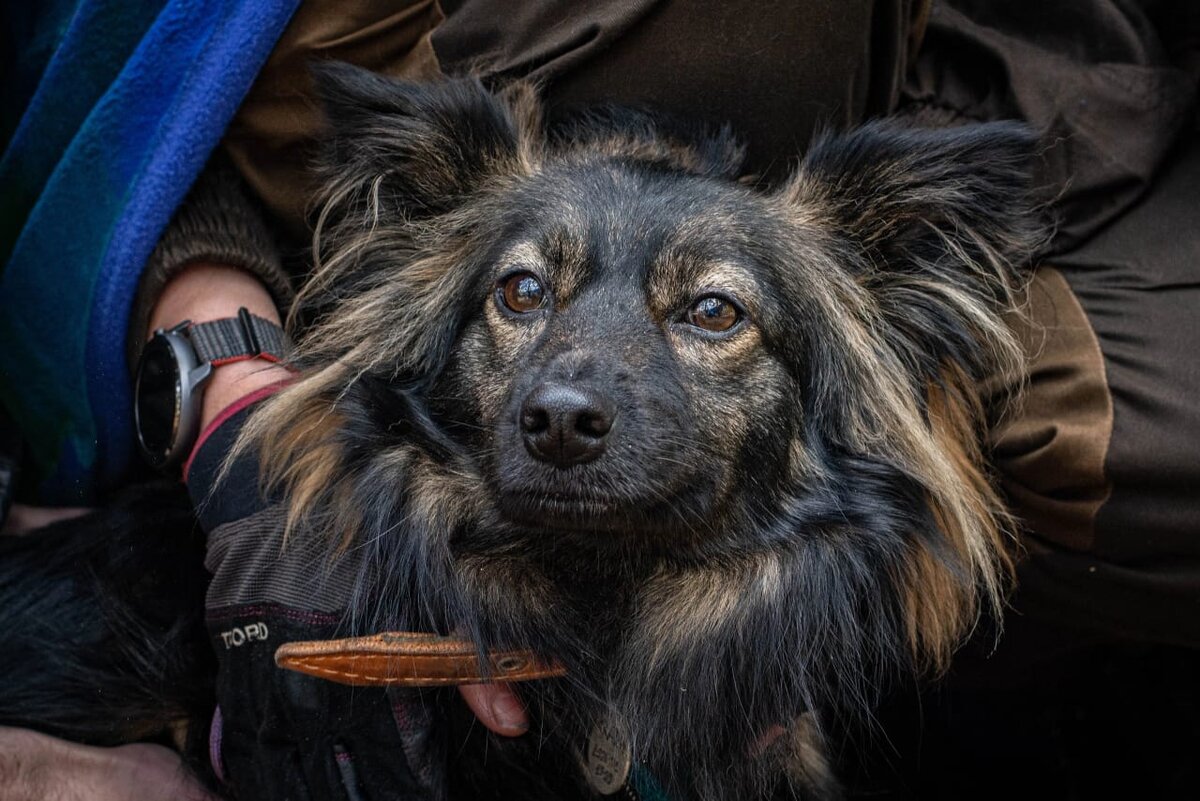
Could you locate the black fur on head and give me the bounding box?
[239,63,1045,799]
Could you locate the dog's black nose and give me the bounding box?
[520,383,615,468]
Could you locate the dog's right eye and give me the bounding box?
[684,295,742,334]
[496,271,546,314]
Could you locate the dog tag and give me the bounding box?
[583,718,632,795]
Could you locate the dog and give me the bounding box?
[0,64,1043,799]
[216,63,1045,800]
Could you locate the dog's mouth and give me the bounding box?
[498,490,639,533]
[495,481,720,541]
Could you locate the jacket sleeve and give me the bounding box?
[127,153,296,372]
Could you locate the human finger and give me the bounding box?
[457,682,530,736]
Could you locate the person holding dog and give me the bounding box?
[2,0,1198,799]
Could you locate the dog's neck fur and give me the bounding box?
[376,449,915,799]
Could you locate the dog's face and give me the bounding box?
[248,65,1043,799]
[440,162,804,548]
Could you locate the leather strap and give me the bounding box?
[275,632,567,687]
[190,308,289,365]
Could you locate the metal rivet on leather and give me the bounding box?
[495,655,527,672]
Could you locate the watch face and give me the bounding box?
[135,335,182,466]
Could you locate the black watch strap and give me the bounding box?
[189,308,289,365]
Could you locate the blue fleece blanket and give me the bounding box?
[0,0,299,503]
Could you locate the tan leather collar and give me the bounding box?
[275,632,567,687]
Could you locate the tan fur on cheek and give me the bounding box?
[406,452,489,534]
[483,297,546,352]
[670,323,764,367]
[454,323,510,426]
[481,296,546,421]
[670,327,780,449]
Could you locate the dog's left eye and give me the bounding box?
[685,295,741,333]
[496,271,546,314]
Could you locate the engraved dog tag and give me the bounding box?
[584,718,632,795]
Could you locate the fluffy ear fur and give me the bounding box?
[785,121,1042,385]
[775,122,1046,671]
[312,62,534,216]
[248,69,551,551]
[299,65,544,339]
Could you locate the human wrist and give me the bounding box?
[129,156,293,378]
[147,262,291,430]
[147,262,281,335]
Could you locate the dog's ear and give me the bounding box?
[780,123,1046,671]
[312,62,538,215]
[784,121,1044,381]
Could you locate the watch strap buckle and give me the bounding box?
[237,307,262,358]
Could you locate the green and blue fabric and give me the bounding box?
[0,0,298,502]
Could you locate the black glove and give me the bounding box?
[188,400,444,800]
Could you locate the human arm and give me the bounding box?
[147,264,530,742]
[134,155,531,798]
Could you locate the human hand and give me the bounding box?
[194,416,530,798]
[151,265,527,799]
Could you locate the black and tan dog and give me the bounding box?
[220,64,1044,799]
[0,63,1044,799]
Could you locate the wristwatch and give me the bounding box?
[134,308,289,470]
